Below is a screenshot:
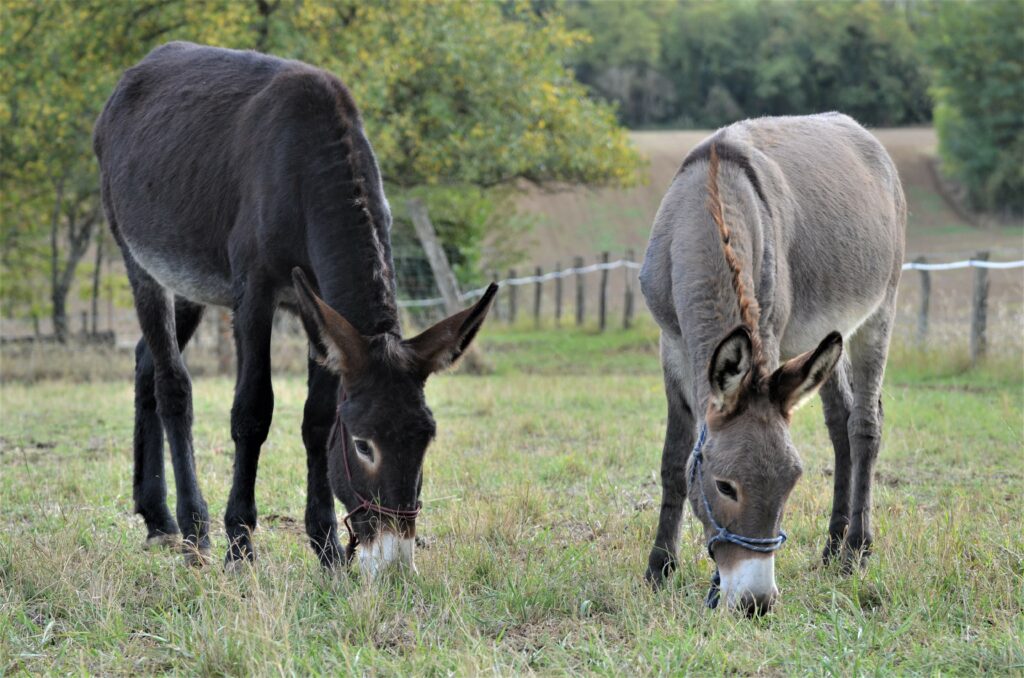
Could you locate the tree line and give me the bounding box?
[560,0,1022,216]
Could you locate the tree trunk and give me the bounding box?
[407,198,489,373]
[90,234,104,335]
[50,178,66,342]
[49,178,99,343]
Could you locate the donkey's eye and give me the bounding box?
[354,438,373,457]
[715,479,739,501]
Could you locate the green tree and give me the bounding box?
[285,0,640,293]
[1,0,639,327]
[563,0,931,129]
[924,0,1024,217]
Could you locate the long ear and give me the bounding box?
[292,267,368,380]
[404,283,499,376]
[769,331,843,415]
[708,326,754,416]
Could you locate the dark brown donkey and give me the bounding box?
[640,113,905,613]
[94,42,496,574]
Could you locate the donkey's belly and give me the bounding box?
[779,296,884,360]
[124,236,234,307]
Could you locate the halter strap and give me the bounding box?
[689,423,787,557]
[335,391,421,552]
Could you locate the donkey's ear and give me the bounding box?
[708,326,754,415]
[405,283,499,376]
[291,267,368,380]
[769,331,843,415]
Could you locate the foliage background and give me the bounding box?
[0,0,1021,336]
[0,0,639,334]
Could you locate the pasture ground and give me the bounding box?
[1,324,1022,675]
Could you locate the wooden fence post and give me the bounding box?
[574,255,585,326]
[554,261,563,327]
[408,199,463,313]
[217,309,233,374]
[598,251,610,332]
[623,248,635,330]
[915,256,930,347]
[491,271,502,322]
[508,269,517,325]
[533,266,543,328]
[970,251,989,365]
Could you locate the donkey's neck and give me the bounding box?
[312,239,401,338]
[680,175,770,413]
[304,131,402,338]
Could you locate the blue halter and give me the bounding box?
[689,423,788,558]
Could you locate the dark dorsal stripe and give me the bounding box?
[679,137,770,214]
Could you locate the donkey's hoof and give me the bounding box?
[839,538,873,574]
[143,532,181,550]
[644,550,677,589]
[821,540,843,567]
[181,543,213,567]
[223,556,254,575]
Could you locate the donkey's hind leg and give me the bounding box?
[843,298,896,571]
[133,298,205,548]
[818,355,854,565]
[128,269,211,565]
[645,333,696,588]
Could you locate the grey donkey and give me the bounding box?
[639,113,906,614]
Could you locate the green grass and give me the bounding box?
[2,326,1022,675]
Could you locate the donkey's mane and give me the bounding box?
[331,84,398,328]
[706,143,767,383]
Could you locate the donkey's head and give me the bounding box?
[692,326,842,615]
[292,268,497,578]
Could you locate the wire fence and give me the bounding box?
[396,249,1023,364]
[399,257,1024,308]
[1,247,1020,377]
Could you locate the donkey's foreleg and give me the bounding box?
[844,309,894,571]
[223,287,276,570]
[818,358,854,565]
[302,359,344,569]
[645,336,696,588]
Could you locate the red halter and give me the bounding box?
[335,391,422,554]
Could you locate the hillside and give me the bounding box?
[515,128,1023,265]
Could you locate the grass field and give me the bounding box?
[1,324,1022,675]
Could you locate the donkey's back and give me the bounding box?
[645,112,906,360]
[94,41,370,307]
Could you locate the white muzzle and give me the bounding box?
[720,555,778,611]
[357,532,416,580]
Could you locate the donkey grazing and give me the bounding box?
[640,113,905,614]
[94,42,496,575]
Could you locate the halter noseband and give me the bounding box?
[335,391,421,555]
[689,423,788,557]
